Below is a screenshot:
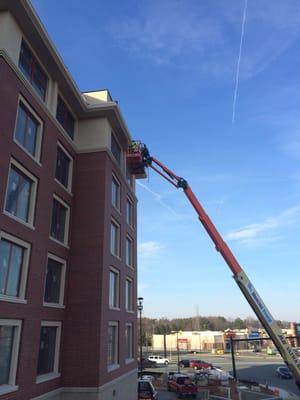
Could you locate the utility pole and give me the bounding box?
[230,336,237,380]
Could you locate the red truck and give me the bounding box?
[189,360,212,370]
[167,374,197,398]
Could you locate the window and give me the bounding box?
[56,95,75,139]
[37,322,61,382]
[44,255,66,307]
[14,99,42,160]
[110,220,120,257]
[126,198,133,226]
[126,167,133,187]
[19,40,47,100]
[112,176,120,210]
[0,320,22,394]
[111,134,121,166]
[55,144,72,191]
[125,323,133,360]
[50,196,70,245]
[4,160,37,226]
[0,232,30,302]
[125,236,133,267]
[125,278,133,312]
[109,269,119,309]
[107,322,118,368]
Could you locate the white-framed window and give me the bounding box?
[107,321,119,370]
[0,232,30,303]
[125,278,133,312]
[125,235,133,267]
[112,175,120,211]
[110,219,120,257]
[126,197,133,226]
[0,319,22,395]
[125,323,134,361]
[50,195,70,246]
[55,143,73,192]
[56,94,75,140]
[43,254,66,308]
[109,268,119,309]
[4,158,38,228]
[111,133,122,166]
[36,321,62,383]
[14,96,43,162]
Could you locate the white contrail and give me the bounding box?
[137,181,178,215]
[232,0,248,124]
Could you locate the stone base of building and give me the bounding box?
[33,369,138,400]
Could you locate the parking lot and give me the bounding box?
[142,351,300,397]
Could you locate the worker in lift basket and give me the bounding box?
[130,141,140,153]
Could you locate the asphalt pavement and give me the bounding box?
[144,351,300,397]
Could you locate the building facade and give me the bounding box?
[0,1,138,399]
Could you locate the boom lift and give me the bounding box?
[127,141,300,389]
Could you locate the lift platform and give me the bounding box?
[126,141,148,179]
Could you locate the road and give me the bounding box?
[144,352,300,397]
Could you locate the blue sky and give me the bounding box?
[31,0,300,321]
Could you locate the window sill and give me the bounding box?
[0,295,27,304]
[43,302,65,309]
[126,309,135,314]
[13,138,42,166]
[49,236,69,249]
[110,252,121,260]
[109,306,120,311]
[0,384,19,395]
[54,178,73,196]
[125,358,134,365]
[36,372,61,384]
[126,264,135,270]
[3,211,35,230]
[107,364,120,373]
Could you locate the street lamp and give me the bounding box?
[138,297,144,378]
[171,330,182,373]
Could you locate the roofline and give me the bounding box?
[0,0,132,142]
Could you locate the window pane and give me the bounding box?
[5,167,32,222]
[56,96,74,139]
[0,326,15,384]
[111,135,121,165]
[109,271,118,308]
[15,103,39,157]
[126,280,133,311]
[56,147,71,188]
[126,238,133,266]
[50,199,67,243]
[126,324,133,359]
[44,259,62,304]
[5,244,23,297]
[19,41,47,100]
[37,326,57,375]
[108,325,118,365]
[110,222,119,256]
[126,200,133,226]
[112,178,120,209]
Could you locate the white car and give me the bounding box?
[148,355,169,365]
[205,367,233,380]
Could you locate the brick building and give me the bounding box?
[0,1,138,399]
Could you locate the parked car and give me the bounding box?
[276,366,293,379]
[178,359,190,368]
[189,359,212,370]
[139,357,157,369]
[148,355,169,365]
[168,374,197,398]
[138,379,159,399]
[204,367,233,381]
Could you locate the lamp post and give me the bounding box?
[138,297,144,378]
[177,331,180,373]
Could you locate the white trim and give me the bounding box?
[107,321,119,369]
[55,141,73,193]
[50,194,70,246]
[4,158,38,227]
[0,319,22,391]
[111,173,121,212]
[43,253,66,307]
[125,234,134,268]
[109,267,120,310]
[125,322,134,361]
[13,94,43,163]
[125,277,134,312]
[0,231,31,301]
[36,321,62,383]
[110,218,120,258]
[0,385,19,396]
